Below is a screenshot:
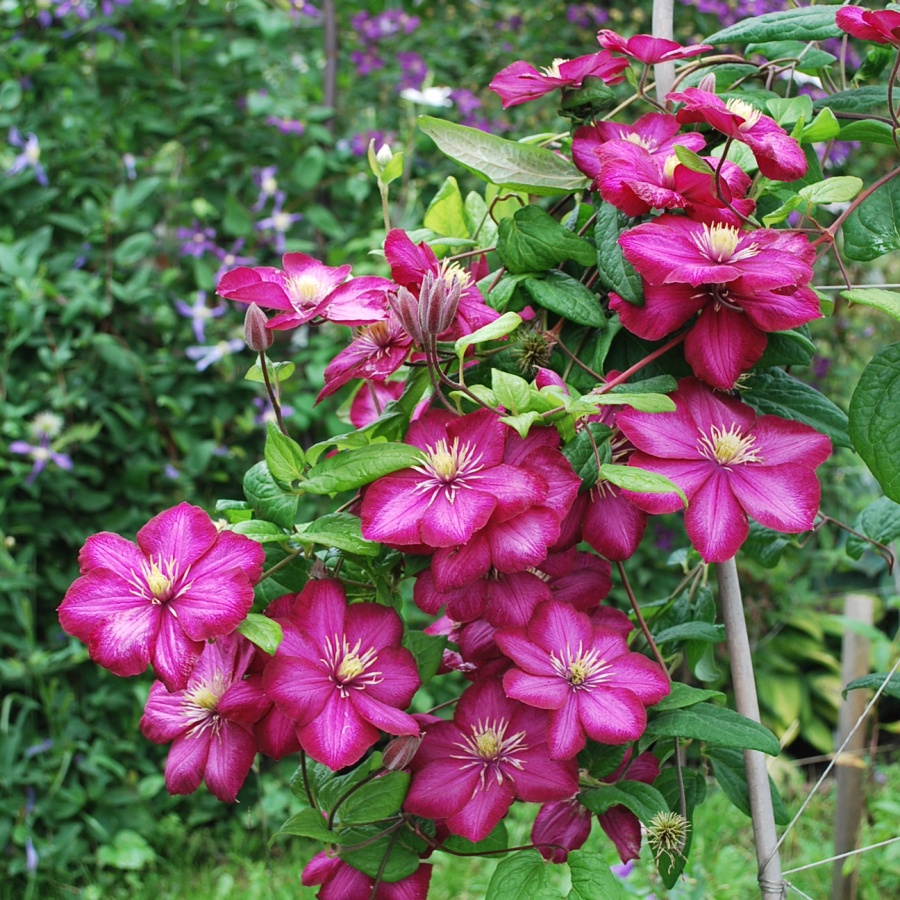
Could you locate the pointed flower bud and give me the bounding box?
[696,72,716,94]
[419,268,462,339]
[243,302,273,351]
[375,144,393,167]
[382,733,423,771]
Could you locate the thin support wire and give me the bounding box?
[768,653,900,862]
[782,836,900,876]
[783,882,817,900]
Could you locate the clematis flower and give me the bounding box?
[303,853,432,900]
[176,220,216,258]
[489,50,628,108]
[610,272,821,390]
[9,436,73,485]
[618,216,814,290]
[384,229,498,340]
[836,6,900,46]
[255,192,303,254]
[7,128,48,186]
[174,290,227,343]
[495,600,670,758]
[139,634,266,802]
[616,378,832,562]
[404,679,579,842]
[262,579,421,771]
[217,253,390,330]
[532,796,592,863]
[361,409,549,550]
[185,338,245,371]
[667,87,807,182]
[597,30,712,64]
[598,750,661,863]
[58,502,265,691]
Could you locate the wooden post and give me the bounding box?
[652,0,676,101]
[829,593,875,900]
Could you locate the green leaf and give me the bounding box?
[842,288,900,324]
[743,367,851,449]
[578,743,629,780]
[756,326,815,369]
[579,781,669,824]
[706,747,790,826]
[113,232,156,266]
[584,391,676,413]
[850,343,900,502]
[743,521,794,568]
[654,622,726,645]
[523,271,605,327]
[274,807,337,843]
[424,176,469,241]
[264,421,306,485]
[302,444,423,495]
[337,772,410,825]
[243,461,299,530]
[846,496,900,560]
[837,120,897,147]
[419,116,589,197]
[442,821,509,855]
[644,704,781,755]
[594,203,643,306]
[484,849,564,900]
[799,107,840,143]
[842,672,900,700]
[766,95,813,127]
[236,613,283,656]
[96,830,156,871]
[746,40,836,72]
[843,173,900,262]
[464,190,498,246]
[492,370,532,415]
[561,422,612,488]
[231,519,290,543]
[295,512,380,557]
[501,411,543,438]
[762,194,803,227]
[497,206,595,274]
[799,176,862,205]
[599,464,687,507]
[650,683,725,712]
[705,6,840,44]
[813,86,889,114]
[339,825,421,882]
[245,360,296,383]
[403,631,447,685]
[567,850,624,900]
[674,145,714,174]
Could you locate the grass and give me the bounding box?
[26,761,900,899]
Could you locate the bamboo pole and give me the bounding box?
[652,0,676,101]
[717,558,785,899]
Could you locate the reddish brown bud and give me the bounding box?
[382,732,423,771]
[244,302,273,351]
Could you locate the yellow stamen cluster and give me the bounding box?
[697,423,762,467]
[725,97,763,131]
[539,58,568,78]
[286,274,324,308]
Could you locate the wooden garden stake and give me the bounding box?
[717,557,785,899]
[652,0,676,100]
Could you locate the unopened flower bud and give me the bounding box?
[244,302,273,351]
[419,269,462,339]
[696,72,717,94]
[375,144,393,167]
[389,286,428,345]
[382,733,422,771]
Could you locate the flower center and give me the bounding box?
[286,274,325,311]
[32,446,51,462]
[662,153,680,182]
[137,555,186,604]
[25,143,40,164]
[550,641,612,690]
[697,423,762,466]
[540,58,568,78]
[413,437,485,504]
[183,670,229,732]
[261,175,278,195]
[191,686,219,710]
[273,212,292,232]
[454,717,529,781]
[624,133,654,150]
[324,635,382,694]
[474,728,502,759]
[440,260,470,290]
[725,97,763,131]
[690,223,760,265]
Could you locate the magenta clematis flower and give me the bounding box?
[618,215,814,290]
[303,853,432,900]
[59,503,265,691]
[598,750,661,863]
[836,6,900,46]
[496,600,669,758]
[616,378,832,563]
[597,30,712,64]
[384,229,498,340]
[217,253,390,330]
[262,579,421,771]
[589,141,755,224]
[317,311,414,401]
[139,633,266,802]
[489,51,628,108]
[668,87,807,182]
[532,797,592,863]
[361,409,547,550]
[404,679,578,842]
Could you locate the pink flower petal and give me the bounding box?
[349,689,419,736]
[297,691,381,770]
[430,533,492,590]
[577,686,648,743]
[364,647,422,708]
[418,487,498,548]
[684,467,749,562]
[503,668,569,710]
[77,531,145,576]
[729,463,821,533]
[547,698,586,759]
[263,653,332,724]
[611,281,705,341]
[582,488,648,561]
[606,654,670,706]
[511,745,580,802]
[684,305,768,390]
[151,610,203,691]
[203,721,258,802]
[141,680,193,743]
[135,503,218,568]
[164,731,209,796]
[487,507,561,572]
[344,601,404,653]
[405,757,480,820]
[599,805,644,863]
[445,777,517,842]
[750,416,832,467]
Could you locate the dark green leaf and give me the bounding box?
[837,120,897,147]
[337,772,410,825]
[842,288,900,323]
[579,781,669,824]
[594,203,643,306]
[237,613,283,656]
[577,742,628,780]
[813,86,889,113]
[650,683,725,712]
[295,512,380,557]
[442,820,509,855]
[302,444,423,495]
[243,461,299,530]
[567,850,624,900]
[755,326,816,369]
[113,232,156,266]
[706,747,790,826]
[644,704,781,755]
[743,521,794,568]
[484,849,563,900]
[497,206,595,274]
[653,622,726,645]
[705,7,840,44]
[419,117,589,197]
[744,367,851,449]
[523,272,605,328]
[264,421,306,485]
[842,672,900,700]
[843,173,900,262]
[402,631,446,685]
[846,496,900,560]
[561,422,612,488]
[849,344,900,501]
[274,807,337,843]
[340,824,420,882]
